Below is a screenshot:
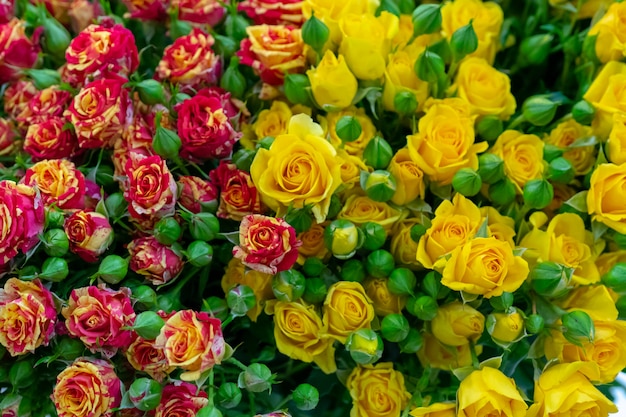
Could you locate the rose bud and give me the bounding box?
[345,329,384,365]
[341,259,366,282]
[220,57,246,99]
[233,214,301,274]
[398,328,424,354]
[135,79,166,105]
[284,73,313,106]
[415,49,445,83]
[452,168,482,197]
[22,159,86,210]
[0,118,16,156]
[0,19,41,84]
[66,76,131,149]
[525,314,545,334]
[388,268,417,296]
[238,363,274,393]
[178,176,219,214]
[548,157,575,184]
[176,92,242,162]
[188,212,220,242]
[122,0,168,21]
[561,310,595,347]
[302,257,325,277]
[132,311,166,341]
[365,249,395,278]
[154,381,209,417]
[302,13,329,54]
[476,115,504,142]
[380,313,410,342]
[64,210,113,263]
[422,270,449,299]
[203,296,229,321]
[304,278,327,304]
[335,115,362,143]
[227,284,257,317]
[450,21,479,62]
[156,29,221,92]
[154,217,182,245]
[522,96,558,127]
[129,377,163,412]
[489,292,515,311]
[486,309,525,346]
[602,263,626,292]
[41,15,71,59]
[272,269,306,302]
[407,295,438,321]
[530,261,573,297]
[477,153,505,184]
[292,383,319,411]
[64,23,139,86]
[186,240,214,267]
[105,192,128,219]
[412,4,442,37]
[523,179,554,209]
[62,286,136,356]
[217,382,242,408]
[572,99,595,125]
[363,136,393,170]
[361,170,397,202]
[173,0,225,26]
[238,0,304,26]
[24,118,80,161]
[393,91,418,115]
[152,121,182,160]
[128,236,184,286]
[210,162,263,221]
[488,178,516,206]
[361,222,387,251]
[132,285,158,310]
[324,219,363,260]
[284,206,314,234]
[97,254,129,284]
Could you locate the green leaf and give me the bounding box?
[568,135,597,148]
[592,221,609,241]
[475,217,489,238]
[563,191,588,213]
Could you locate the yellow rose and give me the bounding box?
[557,285,619,322]
[417,332,480,370]
[390,218,423,270]
[488,309,525,343]
[407,98,487,185]
[250,114,343,223]
[579,0,617,20]
[452,57,516,120]
[307,50,358,109]
[322,281,375,343]
[583,61,626,138]
[254,101,292,139]
[442,237,529,298]
[527,362,618,417]
[392,15,441,51]
[363,277,406,316]
[458,367,528,417]
[596,250,626,276]
[347,362,411,417]
[480,206,516,247]
[338,193,404,231]
[388,148,426,206]
[588,2,626,63]
[431,301,485,347]
[266,300,336,374]
[383,49,430,113]
[608,112,626,164]
[221,258,274,322]
[545,119,595,175]
[410,402,456,417]
[441,0,503,64]
[416,193,483,269]
[490,130,544,192]
[587,162,626,234]
[326,107,377,156]
[297,223,330,261]
[338,149,370,191]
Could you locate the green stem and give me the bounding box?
[208,369,215,406]
[469,341,480,369]
[221,314,235,329]
[274,394,293,410]
[174,156,191,176]
[188,161,210,179]
[507,114,526,131]
[225,356,248,371]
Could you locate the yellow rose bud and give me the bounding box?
[307,50,358,109]
[487,309,525,344]
[583,61,626,138]
[458,367,528,417]
[323,281,375,343]
[390,218,423,270]
[363,277,406,316]
[431,301,485,347]
[545,119,595,175]
[388,148,426,206]
[337,194,405,232]
[587,163,626,235]
[490,130,545,193]
[254,101,293,139]
[417,333,481,370]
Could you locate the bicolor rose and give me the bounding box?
[24,117,79,161]
[64,210,113,263]
[15,86,72,132]
[0,278,57,356]
[127,236,184,285]
[22,159,86,210]
[177,176,219,214]
[62,286,135,356]
[237,24,306,85]
[154,381,209,417]
[210,161,263,220]
[0,19,41,84]
[172,0,225,25]
[233,214,300,274]
[2,80,36,120]
[0,0,14,24]
[0,118,16,156]
[112,114,155,178]
[51,358,121,417]
[155,310,225,381]
[122,0,168,20]
[238,0,304,25]
[126,327,174,382]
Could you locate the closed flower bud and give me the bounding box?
[214,33,238,57]
[129,378,163,412]
[452,168,482,197]
[227,284,257,316]
[43,228,69,257]
[42,17,71,58]
[345,329,383,364]
[523,96,558,127]
[487,309,525,345]
[46,209,65,229]
[105,192,128,220]
[422,271,449,299]
[324,219,363,259]
[335,116,362,143]
[25,69,60,90]
[361,222,387,251]
[40,257,69,282]
[284,74,313,106]
[519,34,554,67]
[225,14,249,43]
[411,4,442,37]
[394,91,418,115]
[601,263,626,292]
[530,261,573,297]
[189,212,220,241]
[410,224,428,242]
[525,314,545,334]
[302,257,325,277]
[238,363,274,393]
[572,100,595,125]
[523,179,553,209]
[292,383,319,411]
[365,249,395,278]
[489,178,516,206]
[154,217,182,245]
[98,255,129,284]
[340,259,366,282]
[388,268,416,296]
[232,148,257,172]
[132,311,165,340]
[407,295,438,321]
[136,79,166,105]
[302,13,329,53]
[285,207,314,234]
[272,269,306,302]
[186,240,213,267]
[362,170,397,202]
[489,292,514,311]
[398,328,423,354]
[548,157,575,184]
[303,278,327,304]
[476,116,504,142]
[220,58,247,99]
[197,406,223,417]
[617,297,626,320]
[363,136,394,169]
[477,153,505,184]
[381,313,410,342]
[415,49,445,83]
[133,285,158,310]
[217,382,242,408]
[153,124,182,160]
[543,143,563,163]
[562,310,595,347]
[450,21,478,62]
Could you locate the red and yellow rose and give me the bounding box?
[238,0,304,26]
[64,210,113,263]
[24,117,80,161]
[22,159,86,210]
[210,161,263,221]
[172,0,225,26]
[0,19,41,84]
[177,175,219,214]
[126,335,174,382]
[128,236,185,286]
[154,381,209,417]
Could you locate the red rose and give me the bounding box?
[198,86,246,119]
[172,0,225,26]
[233,214,300,274]
[126,333,174,382]
[122,0,168,20]
[127,236,184,285]
[177,175,218,214]
[64,210,114,263]
[112,113,155,178]
[65,23,139,86]
[0,181,45,266]
[177,93,241,161]
[2,80,37,120]
[238,0,304,26]
[154,381,209,417]
[62,285,136,356]
[24,117,80,161]
[0,19,41,84]
[22,159,86,210]
[210,161,263,220]
[0,118,16,156]
[0,0,14,24]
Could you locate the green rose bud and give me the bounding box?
[525,314,545,334]
[303,277,327,304]
[450,21,478,62]
[476,116,504,142]
[217,382,242,408]
[411,4,442,37]
[186,241,213,267]
[97,255,129,284]
[324,219,363,259]
[522,96,558,127]
[561,310,595,347]
[105,192,128,220]
[410,224,428,242]
[232,148,257,172]
[55,336,85,361]
[42,16,71,58]
[398,328,424,353]
[345,329,384,364]
[189,212,220,241]
[572,100,595,125]
[227,285,257,316]
[519,34,554,67]
[292,383,319,411]
[477,153,505,184]
[548,157,575,184]
[197,406,223,417]
[174,92,192,104]
[489,292,514,311]
[285,207,313,234]
[46,208,65,229]
[40,257,69,282]
[360,222,387,251]
[238,363,274,393]
[302,258,325,277]
[202,296,229,321]
[601,262,626,292]
[153,123,182,160]
[9,358,35,388]
[154,217,182,245]
[43,229,69,257]
[376,0,401,16]
[452,168,482,197]
[381,313,410,342]
[407,295,438,321]
[530,261,573,297]
[388,268,416,296]
[488,178,516,206]
[133,285,158,310]
[25,69,60,89]
[129,378,163,411]
[363,136,394,170]
[393,91,418,115]
[340,259,366,282]
[302,13,329,53]
[543,143,564,163]
[335,116,362,142]
[365,249,395,278]
[415,49,445,83]
[136,79,166,105]
[617,296,626,320]
[361,170,397,202]
[523,179,554,209]
[225,13,249,42]
[220,57,246,98]
[213,33,238,57]
[272,269,306,302]
[284,73,313,106]
[133,311,165,340]
[258,136,275,150]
